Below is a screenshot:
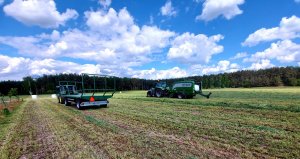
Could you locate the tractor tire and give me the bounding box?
[147,91,152,97]
[60,97,65,104]
[76,100,82,110]
[155,89,162,98]
[64,98,70,106]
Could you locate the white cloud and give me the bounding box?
[0,35,50,57]
[244,40,300,63]
[248,59,274,70]
[85,8,134,35]
[99,0,111,9]
[0,54,188,80]
[0,7,183,80]
[50,30,61,40]
[193,0,202,3]
[243,16,300,46]
[167,32,224,64]
[196,0,244,21]
[84,8,175,55]
[0,31,69,58]
[0,54,105,81]
[149,15,154,24]
[131,67,187,79]
[230,52,248,60]
[0,8,175,67]
[3,0,78,28]
[160,1,177,17]
[190,60,239,75]
[1,6,250,80]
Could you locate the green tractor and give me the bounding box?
[147,81,211,99]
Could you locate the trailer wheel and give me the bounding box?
[177,93,185,99]
[76,100,82,110]
[155,89,162,98]
[64,98,70,106]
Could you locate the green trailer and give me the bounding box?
[56,74,116,109]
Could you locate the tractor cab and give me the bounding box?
[155,81,167,88]
[56,85,78,95]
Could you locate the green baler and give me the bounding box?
[147,80,211,99]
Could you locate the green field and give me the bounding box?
[0,87,300,158]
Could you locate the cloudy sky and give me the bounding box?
[0,0,299,80]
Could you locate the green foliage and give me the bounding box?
[0,67,299,95]
[2,108,10,116]
[8,88,17,96]
[297,79,300,86]
[7,88,18,101]
[45,90,55,94]
[22,76,34,94]
[288,78,298,86]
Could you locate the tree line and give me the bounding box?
[0,66,299,95]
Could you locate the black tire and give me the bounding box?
[64,98,70,106]
[76,100,82,110]
[60,97,65,104]
[186,95,192,99]
[147,91,151,97]
[155,89,162,98]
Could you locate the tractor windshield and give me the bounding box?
[67,85,77,94]
[156,82,166,88]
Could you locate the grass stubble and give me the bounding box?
[0,87,299,158]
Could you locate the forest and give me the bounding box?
[0,66,299,95]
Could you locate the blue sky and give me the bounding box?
[0,0,300,80]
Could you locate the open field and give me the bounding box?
[0,87,300,158]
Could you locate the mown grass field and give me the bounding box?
[0,87,299,158]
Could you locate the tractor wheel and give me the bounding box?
[64,98,70,106]
[155,89,162,98]
[60,97,65,104]
[76,100,82,110]
[147,91,151,97]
